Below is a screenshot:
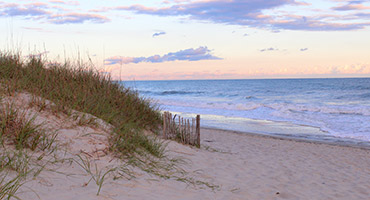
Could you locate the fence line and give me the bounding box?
[162,111,200,147]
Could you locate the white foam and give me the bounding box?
[157,98,370,141]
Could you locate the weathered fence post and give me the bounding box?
[196,115,200,147]
[169,113,172,139]
[163,112,167,139]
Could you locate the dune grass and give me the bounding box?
[0,150,31,200]
[0,99,57,199]
[0,52,162,158]
[0,102,52,151]
[74,154,117,195]
[0,51,165,198]
[0,173,23,200]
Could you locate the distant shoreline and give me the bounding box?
[201,127,370,151]
[121,77,370,82]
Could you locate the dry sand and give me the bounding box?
[3,93,370,200]
[19,129,370,200]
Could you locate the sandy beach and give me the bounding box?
[1,93,369,200]
[16,124,370,199]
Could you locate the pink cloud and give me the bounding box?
[21,26,53,33]
[26,2,49,7]
[0,2,110,24]
[104,57,141,65]
[49,13,110,24]
[270,17,370,31]
[333,3,370,10]
[49,0,80,6]
[105,47,221,65]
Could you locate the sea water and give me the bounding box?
[122,78,370,144]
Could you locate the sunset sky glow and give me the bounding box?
[1,0,370,80]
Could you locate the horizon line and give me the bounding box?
[117,76,370,82]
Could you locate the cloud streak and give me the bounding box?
[49,13,109,24]
[0,2,109,24]
[332,1,370,11]
[152,31,166,37]
[49,1,80,6]
[104,46,222,65]
[110,0,370,31]
[260,47,279,52]
[116,0,295,28]
[2,0,370,30]
[1,3,50,17]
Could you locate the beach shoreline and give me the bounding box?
[128,78,370,142]
[201,126,370,151]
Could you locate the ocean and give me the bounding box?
[121,78,370,145]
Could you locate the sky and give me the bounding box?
[0,0,370,80]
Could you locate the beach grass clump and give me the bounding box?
[0,150,30,200]
[0,51,162,158]
[0,150,30,176]
[0,103,49,151]
[109,123,165,158]
[74,154,116,195]
[0,174,23,200]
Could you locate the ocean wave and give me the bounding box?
[137,90,153,94]
[160,90,204,95]
[158,99,262,111]
[354,85,370,90]
[138,90,204,96]
[215,93,239,97]
[158,99,370,117]
[245,96,255,99]
[359,93,370,98]
[269,103,370,116]
[335,92,370,100]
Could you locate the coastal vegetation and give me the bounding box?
[0,52,163,157]
[0,51,219,199]
[0,51,164,198]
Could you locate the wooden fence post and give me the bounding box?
[163,112,167,139]
[169,113,172,139]
[186,119,189,144]
[196,115,200,147]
